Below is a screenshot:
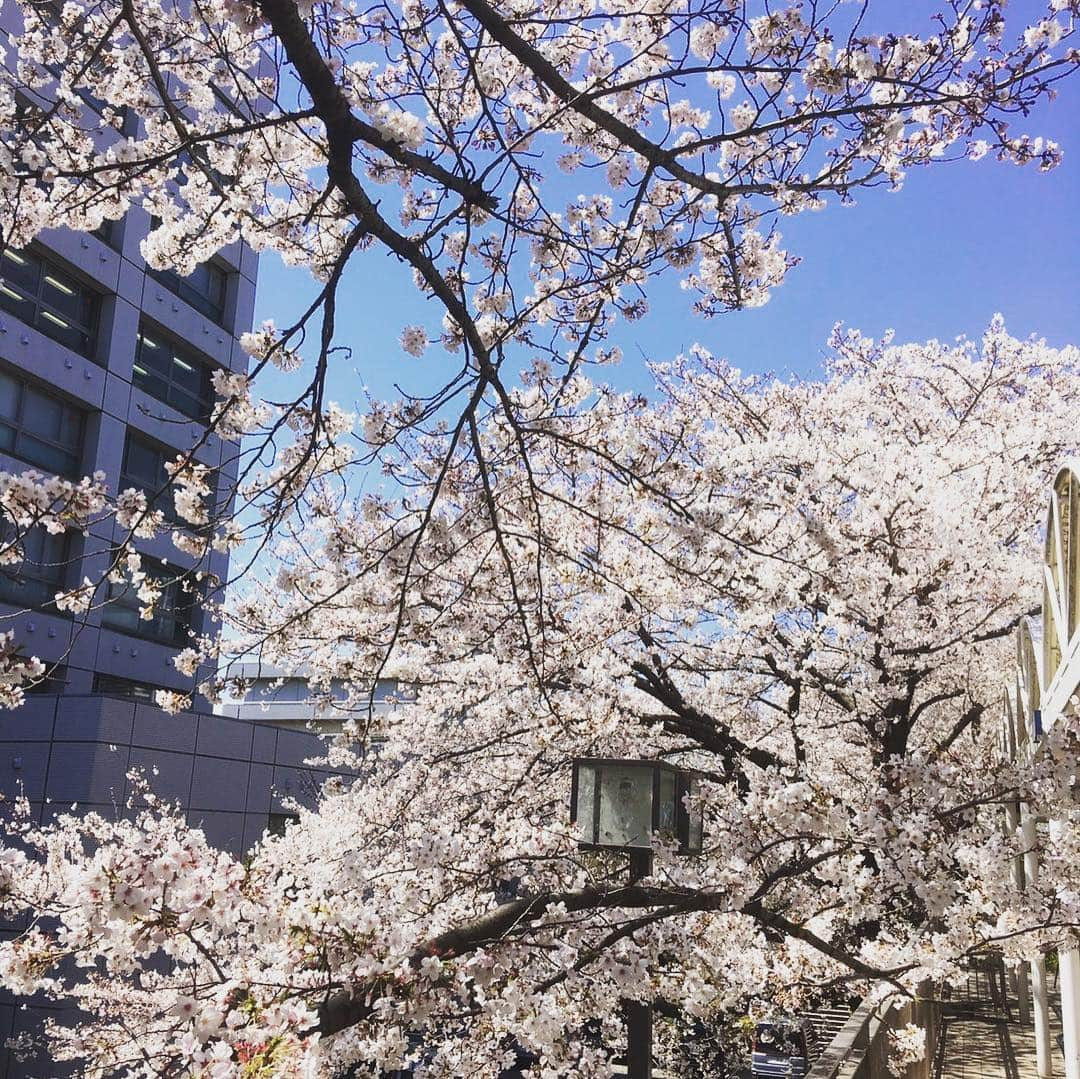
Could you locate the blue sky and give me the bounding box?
[251,60,1080,409]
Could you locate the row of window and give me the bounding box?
[0,243,233,367]
[134,326,215,423]
[148,262,228,325]
[0,257,219,426]
[0,529,198,647]
[1,366,209,510]
[0,247,97,356]
[91,673,168,701]
[0,364,211,643]
[25,670,184,702]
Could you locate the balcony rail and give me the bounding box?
[807,984,939,1079]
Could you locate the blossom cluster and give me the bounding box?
[0,0,1073,372]
[0,0,1077,1070]
[1,326,1078,1075]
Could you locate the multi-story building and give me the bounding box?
[0,206,254,705]
[216,659,406,734]
[0,19,351,1074]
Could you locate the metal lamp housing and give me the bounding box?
[570,758,703,855]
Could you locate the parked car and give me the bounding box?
[750,1016,818,1078]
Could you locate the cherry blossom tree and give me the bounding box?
[0,0,1077,687]
[2,0,1080,1074]
[4,323,1080,1076]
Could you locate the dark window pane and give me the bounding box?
[15,434,77,477]
[0,248,98,358]
[0,372,18,421]
[120,433,185,522]
[132,368,169,403]
[122,434,165,487]
[91,673,164,701]
[92,220,116,248]
[23,387,65,440]
[135,332,170,375]
[147,261,228,325]
[100,597,141,633]
[38,313,89,354]
[0,285,38,327]
[0,526,69,610]
[41,271,86,320]
[1,250,40,293]
[58,405,82,446]
[100,557,196,645]
[0,368,84,477]
[170,356,203,394]
[170,387,203,419]
[133,327,214,422]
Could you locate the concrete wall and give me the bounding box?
[0,694,338,851]
[807,986,941,1079]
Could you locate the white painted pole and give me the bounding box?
[1060,949,1080,1079]
[1024,805,1054,1077]
[1006,798,1032,1025]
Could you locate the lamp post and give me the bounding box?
[570,758,704,1079]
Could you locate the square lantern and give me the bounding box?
[570,758,704,855]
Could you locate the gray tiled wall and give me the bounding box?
[0,695,339,843]
[0,694,345,1079]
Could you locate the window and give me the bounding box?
[92,219,121,249]
[0,526,69,610]
[244,679,303,704]
[0,369,85,477]
[147,260,228,326]
[29,6,118,119]
[91,673,167,702]
[267,812,298,837]
[133,325,214,422]
[120,432,176,521]
[99,557,197,646]
[120,432,216,528]
[0,247,98,356]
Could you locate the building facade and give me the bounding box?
[0,203,255,708]
[0,1,259,710]
[0,13,303,1073]
[1002,460,1080,1079]
[216,660,405,733]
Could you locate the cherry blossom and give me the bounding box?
[2,0,1080,1070]
[3,324,1080,1075]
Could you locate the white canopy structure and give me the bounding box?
[1003,461,1080,1079]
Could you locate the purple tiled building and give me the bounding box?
[0,208,253,707]
[0,18,343,1073]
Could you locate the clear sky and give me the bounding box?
[250,54,1080,410]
